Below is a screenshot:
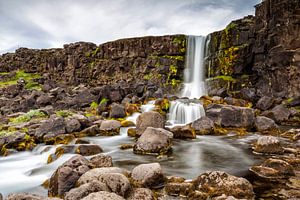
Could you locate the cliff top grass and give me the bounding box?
[0,70,42,90]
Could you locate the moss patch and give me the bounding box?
[0,70,42,90]
[10,110,47,123]
[55,110,74,118]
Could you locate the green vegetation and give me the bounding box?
[0,130,16,137]
[0,70,42,90]
[208,75,236,82]
[172,35,186,53]
[162,55,184,61]
[90,101,99,109]
[55,110,74,118]
[100,98,109,105]
[0,72,9,75]
[86,47,100,57]
[10,110,47,123]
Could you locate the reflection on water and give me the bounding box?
[0,127,260,196]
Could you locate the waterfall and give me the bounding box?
[182,36,207,98]
[168,36,207,125]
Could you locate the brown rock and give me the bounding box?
[169,124,196,139]
[75,144,103,156]
[136,111,165,136]
[99,120,121,136]
[89,154,113,168]
[48,155,91,197]
[253,136,284,154]
[131,163,165,188]
[81,191,125,200]
[191,116,215,135]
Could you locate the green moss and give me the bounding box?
[172,35,186,53]
[86,47,100,57]
[10,110,47,123]
[162,55,184,61]
[208,75,236,82]
[0,130,16,137]
[0,70,41,90]
[0,72,9,75]
[55,110,74,118]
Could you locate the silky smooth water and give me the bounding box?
[0,131,259,196]
[168,36,207,125]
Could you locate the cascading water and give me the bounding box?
[168,36,207,125]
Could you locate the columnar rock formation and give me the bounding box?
[206,0,300,98]
[0,35,186,94]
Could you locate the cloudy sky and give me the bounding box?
[0,0,260,54]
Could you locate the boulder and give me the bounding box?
[253,136,284,154]
[256,96,274,110]
[254,116,279,133]
[90,173,131,196]
[262,105,291,123]
[89,154,113,168]
[80,125,100,137]
[165,181,195,197]
[109,103,126,118]
[78,167,129,185]
[81,191,125,200]
[194,171,255,199]
[6,193,60,200]
[250,158,295,180]
[127,188,155,200]
[65,181,107,200]
[191,116,215,135]
[75,144,103,156]
[220,106,255,128]
[133,127,173,155]
[65,118,81,133]
[131,163,165,188]
[99,120,121,136]
[35,116,66,141]
[169,125,196,139]
[136,111,165,136]
[48,155,91,197]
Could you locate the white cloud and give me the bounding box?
[0,0,260,54]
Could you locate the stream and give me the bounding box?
[0,127,260,196]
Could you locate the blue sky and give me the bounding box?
[0,0,261,54]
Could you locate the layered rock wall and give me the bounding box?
[206,0,300,98]
[0,35,186,94]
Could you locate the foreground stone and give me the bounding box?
[133,127,173,155]
[169,124,196,139]
[49,155,91,197]
[254,116,278,133]
[99,120,121,136]
[127,188,155,200]
[253,136,284,154]
[250,158,295,180]
[65,181,106,200]
[136,111,165,136]
[35,116,66,142]
[78,167,129,185]
[81,191,125,200]
[262,105,291,123]
[131,163,165,188]
[191,116,215,135]
[89,154,113,168]
[194,171,255,199]
[7,193,60,200]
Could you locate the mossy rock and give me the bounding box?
[121,120,135,127]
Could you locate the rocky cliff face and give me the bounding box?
[0,35,186,95]
[206,0,300,99]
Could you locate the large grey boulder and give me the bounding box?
[136,111,165,136]
[131,163,165,188]
[109,103,126,118]
[133,127,173,155]
[191,116,215,135]
[65,181,107,200]
[220,106,255,128]
[99,120,121,136]
[78,167,129,185]
[35,116,66,141]
[48,155,91,197]
[254,116,278,133]
[253,136,284,154]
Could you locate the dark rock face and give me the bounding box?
[0,35,186,96]
[191,116,215,135]
[35,116,66,142]
[206,0,300,99]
